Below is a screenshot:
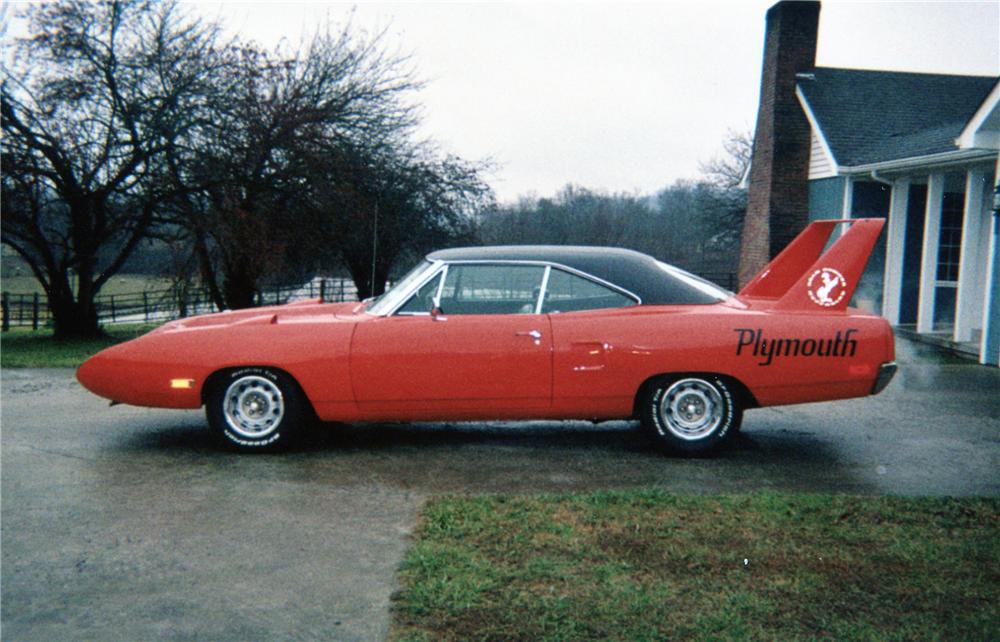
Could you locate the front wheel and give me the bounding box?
[206,367,307,452]
[640,375,742,455]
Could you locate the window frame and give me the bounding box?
[541,266,642,314]
[383,259,641,317]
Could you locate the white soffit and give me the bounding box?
[957,78,1000,150]
[795,84,839,177]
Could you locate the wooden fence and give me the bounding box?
[1,277,359,331]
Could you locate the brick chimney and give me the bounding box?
[738,0,821,287]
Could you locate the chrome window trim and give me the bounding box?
[384,260,446,317]
[534,265,552,314]
[432,264,449,309]
[380,258,642,317]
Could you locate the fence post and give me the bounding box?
[319,279,326,302]
[1,292,8,332]
[32,293,39,330]
[143,292,149,322]
[110,295,116,322]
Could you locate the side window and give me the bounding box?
[438,264,545,315]
[396,271,443,315]
[542,269,636,313]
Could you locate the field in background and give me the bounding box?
[0,274,172,297]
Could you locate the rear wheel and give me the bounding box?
[641,375,741,455]
[206,367,306,451]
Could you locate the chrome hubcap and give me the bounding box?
[659,378,723,441]
[223,375,284,439]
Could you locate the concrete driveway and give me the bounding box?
[2,337,998,640]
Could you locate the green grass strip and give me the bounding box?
[393,491,999,641]
[0,324,157,368]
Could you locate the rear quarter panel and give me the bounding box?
[549,302,892,416]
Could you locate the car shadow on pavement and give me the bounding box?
[119,418,837,460]
[108,418,865,497]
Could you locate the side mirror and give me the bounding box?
[430,306,443,318]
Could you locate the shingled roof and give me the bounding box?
[797,67,998,167]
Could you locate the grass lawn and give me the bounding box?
[392,492,999,641]
[0,324,156,368]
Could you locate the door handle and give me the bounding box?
[516,329,542,345]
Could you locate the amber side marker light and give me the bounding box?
[170,378,195,390]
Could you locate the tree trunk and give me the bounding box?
[344,254,392,301]
[223,265,259,309]
[193,228,227,311]
[49,287,103,339]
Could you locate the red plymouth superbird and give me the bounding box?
[78,218,896,454]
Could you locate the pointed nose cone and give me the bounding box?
[75,337,204,409]
[76,349,117,400]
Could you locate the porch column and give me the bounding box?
[840,176,854,235]
[981,154,1000,366]
[916,173,944,334]
[954,169,988,342]
[882,177,909,325]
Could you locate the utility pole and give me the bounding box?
[370,199,379,297]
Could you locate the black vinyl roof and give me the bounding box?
[426,245,727,305]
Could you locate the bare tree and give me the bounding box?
[700,128,753,189]
[168,25,426,309]
[314,140,491,299]
[1,0,223,337]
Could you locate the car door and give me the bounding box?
[544,267,642,417]
[350,263,553,417]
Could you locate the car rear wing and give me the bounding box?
[737,218,885,312]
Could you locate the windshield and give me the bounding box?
[366,259,437,315]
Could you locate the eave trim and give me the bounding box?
[795,84,839,172]
[957,78,1000,149]
[838,148,998,175]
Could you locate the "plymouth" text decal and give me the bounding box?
[735,328,858,366]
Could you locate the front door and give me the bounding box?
[350,263,552,417]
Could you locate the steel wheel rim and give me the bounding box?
[223,375,284,439]
[659,378,723,441]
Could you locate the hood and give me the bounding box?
[153,300,366,333]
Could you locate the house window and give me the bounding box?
[936,192,963,283]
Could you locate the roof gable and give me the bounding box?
[797,67,997,167]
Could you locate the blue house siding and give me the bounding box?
[808,177,844,220]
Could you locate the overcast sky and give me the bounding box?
[13,1,998,202]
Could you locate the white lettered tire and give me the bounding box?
[641,375,742,455]
[206,367,307,452]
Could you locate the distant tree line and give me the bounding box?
[477,129,750,277]
[1,0,750,339]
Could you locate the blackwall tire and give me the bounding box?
[206,367,306,452]
[641,375,742,456]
